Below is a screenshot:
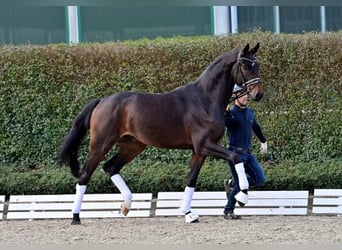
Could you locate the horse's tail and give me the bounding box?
[58,99,101,178]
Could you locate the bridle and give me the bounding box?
[231,50,261,101]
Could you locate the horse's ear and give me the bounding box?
[242,43,250,56]
[250,43,260,54]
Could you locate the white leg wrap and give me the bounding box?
[72,183,87,214]
[235,191,249,205]
[180,186,194,214]
[111,174,132,209]
[235,162,249,190]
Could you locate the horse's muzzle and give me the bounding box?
[249,84,264,101]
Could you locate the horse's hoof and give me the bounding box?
[71,213,81,225]
[235,191,248,207]
[121,203,130,216]
[237,201,246,207]
[188,218,199,223]
[71,220,81,225]
[185,211,199,223]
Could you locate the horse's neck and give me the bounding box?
[197,69,234,111]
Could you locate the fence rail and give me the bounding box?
[0,189,341,221]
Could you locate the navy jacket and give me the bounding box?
[225,105,266,150]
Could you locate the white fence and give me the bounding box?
[0,189,341,220]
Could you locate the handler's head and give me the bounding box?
[233,84,248,108]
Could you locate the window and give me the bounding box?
[326,6,342,31]
[237,6,274,32]
[0,7,66,45]
[81,6,211,42]
[280,7,320,33]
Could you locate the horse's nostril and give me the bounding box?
[255,92,264,101]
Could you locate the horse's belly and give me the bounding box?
[151,141,193,150]
[135,125,191,149]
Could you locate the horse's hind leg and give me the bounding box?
[72,134,117,225]
[103,138,146,216]
[71,150,108,225]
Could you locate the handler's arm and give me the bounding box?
[252,118,267,153]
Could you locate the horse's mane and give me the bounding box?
[170,48,240,94]
[197,48,240,82]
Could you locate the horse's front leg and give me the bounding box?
[180,153,206,223]
[202,141,249,206]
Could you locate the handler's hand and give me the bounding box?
[260,142,267,154]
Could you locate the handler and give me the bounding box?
[223,84,268,219]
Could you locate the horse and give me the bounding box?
[58,43,264,224]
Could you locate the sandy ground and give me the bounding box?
[0,215,341,244]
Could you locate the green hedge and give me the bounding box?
[1,159,341,196]
[0,32,341,194]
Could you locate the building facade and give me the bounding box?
[0,6,341,45]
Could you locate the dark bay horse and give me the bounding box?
[58,43,264,224]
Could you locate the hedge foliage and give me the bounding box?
[0,32,341,194]
[1,159,341,196]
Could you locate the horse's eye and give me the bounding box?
[241,61,252,69]
[246,61,257,69]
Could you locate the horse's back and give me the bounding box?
[91,90,194,148]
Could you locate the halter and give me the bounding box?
[231,50,261,101]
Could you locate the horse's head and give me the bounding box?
[233,43,264,101]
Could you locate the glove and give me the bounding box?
[260,142,267,154]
